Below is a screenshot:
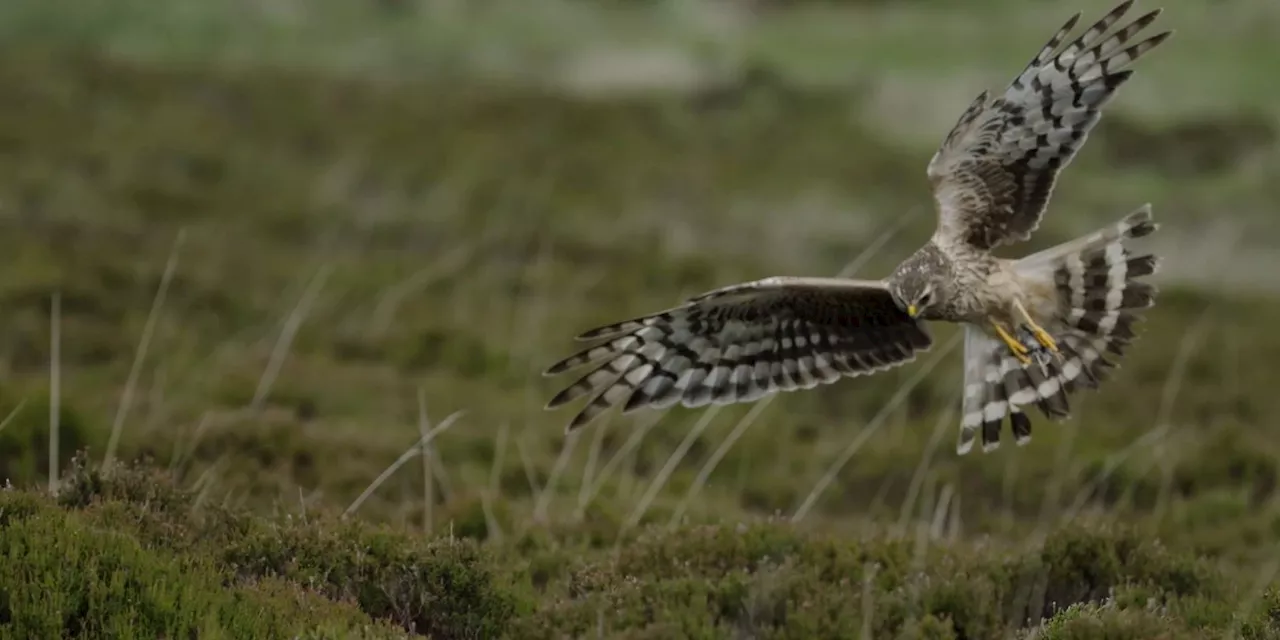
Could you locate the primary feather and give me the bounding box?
[929,0,1171,251]
[544,278,932,431]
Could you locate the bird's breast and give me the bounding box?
[953,259,1021,322]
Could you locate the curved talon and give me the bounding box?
[1012,299,1060,354]
[993,323,1033,365]
[1028,324,1059,353]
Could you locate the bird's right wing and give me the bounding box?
[928,0,1171,252]
[543,276,933,431]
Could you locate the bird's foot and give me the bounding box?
[1015,325,1057,374]
[992,323,1032,366]
[1013,300,1059,354]
[1019,322,1059,355]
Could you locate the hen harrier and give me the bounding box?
[542,0,1171,454]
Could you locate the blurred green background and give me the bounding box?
[1,0,1279,637]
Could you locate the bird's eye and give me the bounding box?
[919,290,933,306]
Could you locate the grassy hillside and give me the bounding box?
[1,0,1279,637]
[6,460,1280,638]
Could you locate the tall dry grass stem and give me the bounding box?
[48,292,60,494]
[792,333,961,523]
[105,229,185,470]
[345,409,465,518]
[895,398,958,536]
[251,264,332,412]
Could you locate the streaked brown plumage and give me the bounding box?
[543,0,1171,454]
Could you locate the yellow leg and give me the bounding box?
[992,322,1032,366]
[1013,299,1059,353]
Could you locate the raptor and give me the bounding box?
[542,0,1171,454]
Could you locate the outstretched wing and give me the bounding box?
[928,0,1171,251]
[543,276,933,431]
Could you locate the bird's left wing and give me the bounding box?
[928,0,1171,252]
[543,276,933,431]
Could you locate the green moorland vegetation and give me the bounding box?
[1,0,1279,636]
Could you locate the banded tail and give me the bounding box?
[958,204,1159,454]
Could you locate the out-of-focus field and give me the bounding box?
[1,0,1279,637]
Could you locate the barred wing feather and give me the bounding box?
[929,0,1172,251]
[544,277,933,431]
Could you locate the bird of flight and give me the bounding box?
[543,0,1172,455]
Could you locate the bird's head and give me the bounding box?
[888,248,950,319]
[888,274,939,319]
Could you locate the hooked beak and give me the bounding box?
[906,304,918,318]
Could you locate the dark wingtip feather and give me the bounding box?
[543,348,598,376]
[1121,204,1157,238]
[1121,282,1157,310]
[576,323,627,341]
[1128,220,1156,238]
[1126,254,1158,278]
[1011,411,1033,445]
[1125,8,1164,34]
[1059,11,1084,37]
[565,409,593,433]
[1105,68,1135,86]
[1101,0,1138,26]
[622,385,655,413]
[545,385,579,410]
[1145,29,1175,50]
[981,417,1002,453]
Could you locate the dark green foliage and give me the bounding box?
[14,461,1277,638]
[1035,602,1199,640]
[223,522,517,638]
[46,458,519,638]
[514,521,1226,639]
[1024,524,1213,621]
[0,487,404,639]
[0,394,94,487]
